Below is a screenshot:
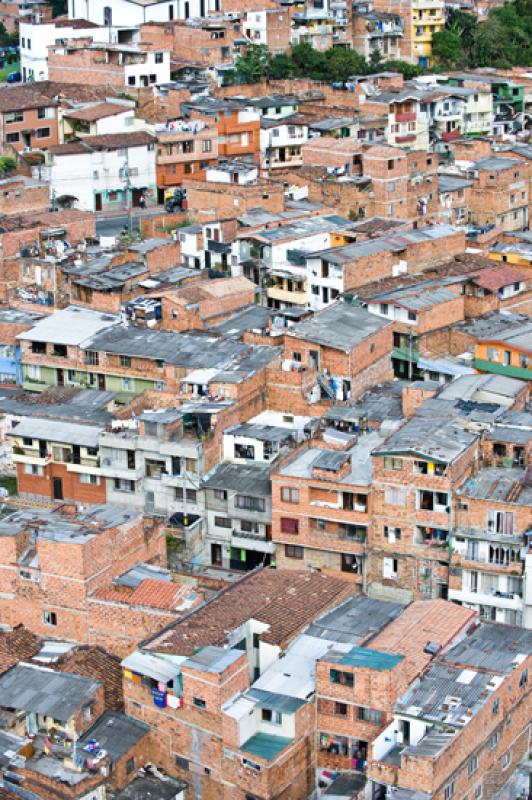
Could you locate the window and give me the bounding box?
[22,437,33,446]
[519,668,528,688]
[114,478,135,493]
[261,708,282,724]
[502,752,511,770]
[126,757,135,774]
[487,510,514,534]
[383,456,402,470]
[384,526,401,540]
[468,755,478,777]
[489,730,500,750]
[80,474,100,485]
[85,350,99,366]
[241,520,259,533]
[193,697,206,709]
[341,554,361,573]
[175,756,189,770]
[492,699,499,714]
[43,611,57,626]
[357,707,383,724]
[145,458,166,479]
[202,139,212,153]
[285,544,303,559]
[174,487,196,502]
[334,702,348,716]
[36,127,50,139]
[128,76,135,86]
[281,487,299,503]
[6,132,19,143]
[31,341,46,354]
[330,669,353,687]
[214,489,227,500]
[154,51,163,63]
[120,355,131,367]
[23,464,43,476]
[37,107,48,119]
[280,517,299,534]
[6,111,23,124]
[474,787,482,800]
[383,557,398,579]
[444,781,455,800]
[384,487,406,506]
[215,516,232,528]
[235,495,265,512]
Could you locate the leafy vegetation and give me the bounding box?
[432,1,532,68]
[231,43,422,85]
[0,156,16,174]
[0,476,17,496]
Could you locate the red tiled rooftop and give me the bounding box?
[368,599,476,682]
[470,264,527,292]
[129,578,193,610]
[147,567,353,656]
[0,625,42,673]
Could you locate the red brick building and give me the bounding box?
[0,503,166,641]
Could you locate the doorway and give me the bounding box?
[57,368,64,386]
[211,543,223,566]
[53,477,63,500]
[95,193,102,212]
[98,374,106,390]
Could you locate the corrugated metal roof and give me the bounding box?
[0,664,100,721]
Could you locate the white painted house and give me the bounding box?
[19,17,109,81]
[37,131,157,212]
[68,0,220,28]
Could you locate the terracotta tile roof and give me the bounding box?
[147,568,353,656]
[0,788,21,799]
[0,625,42,673]
[49,131,156,156]
[129,579,192,611]
[64,103,130,122]
[367,599,476,682]
[0,627,123,710]
[54,15,100,27]
[470,264,527,292]
[91,585,136,604]
[161,276,255,307]
[0,88,56,113]
[54,646,123,711]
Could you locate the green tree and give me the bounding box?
[290,42,327,80]
[369,47,383,71]
[269,52,301,79]
[432,28,463,67]
[377,60,424,80]
[234,44,271,84]
[321,47,366,81]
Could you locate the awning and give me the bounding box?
[122,651,180,683]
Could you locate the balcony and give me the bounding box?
[66,460,102,476]
[394,134,417,144]
[395,111,416,122]
[449,587,522,610]
[231,531,275,554]
[100,459,143,481]
[12,450,51,467]
[434,108,462,121]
